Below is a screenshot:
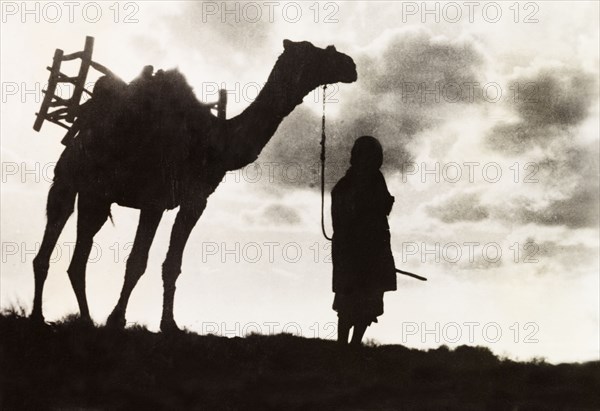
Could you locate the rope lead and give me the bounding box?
[320,85,332,241]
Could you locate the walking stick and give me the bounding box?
[396,269,427,281]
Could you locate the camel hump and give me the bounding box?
[125,67,202,111]
[93,75,128,102]
[69,65,214,170]
[87,67,201,115]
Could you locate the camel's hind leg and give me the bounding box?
[31,180,76,322]
[67,195,111,323]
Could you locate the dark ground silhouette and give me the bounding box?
[1,310,598,410]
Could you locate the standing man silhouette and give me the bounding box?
[331,136,397,346]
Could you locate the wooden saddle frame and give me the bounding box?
[34,36,227,143]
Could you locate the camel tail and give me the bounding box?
[45,179,77,222]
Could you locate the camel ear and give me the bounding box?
[326,45,337,52]
[283,39,294,50]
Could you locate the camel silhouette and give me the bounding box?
[31,39,357,332]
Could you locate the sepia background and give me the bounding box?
[1,1,598,363]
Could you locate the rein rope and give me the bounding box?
[320,85,333,241]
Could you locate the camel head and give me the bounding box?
[275,39,357,94]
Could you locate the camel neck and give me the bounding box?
[222,58,314,170]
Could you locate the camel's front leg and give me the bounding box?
[160,200,207,332]
[106,208,163,328]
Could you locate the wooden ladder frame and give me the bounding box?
[34,36,228,136]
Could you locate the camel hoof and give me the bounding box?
[30,312,46,326]
[105,311,126,329]
[57,314,94,329]
[76,315,95,328]
[160,318,181,334]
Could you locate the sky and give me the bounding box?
[1,1,599,363]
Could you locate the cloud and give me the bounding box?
[430,185,599,229]
[169,3,274,51]
[517,131,600,231]
[514,189,599,229]
[478,64,600,229]
[258,106,329,190]
[504,156,599,229]
[358,27,485,103]
[425,140,599,229]
[513,68,596,127]
[132,2,278,71]
[487,66,597,153]
[261,28,487,189]
[534,239,599,274]
[243,203,302,227]
[426,192,490,224]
